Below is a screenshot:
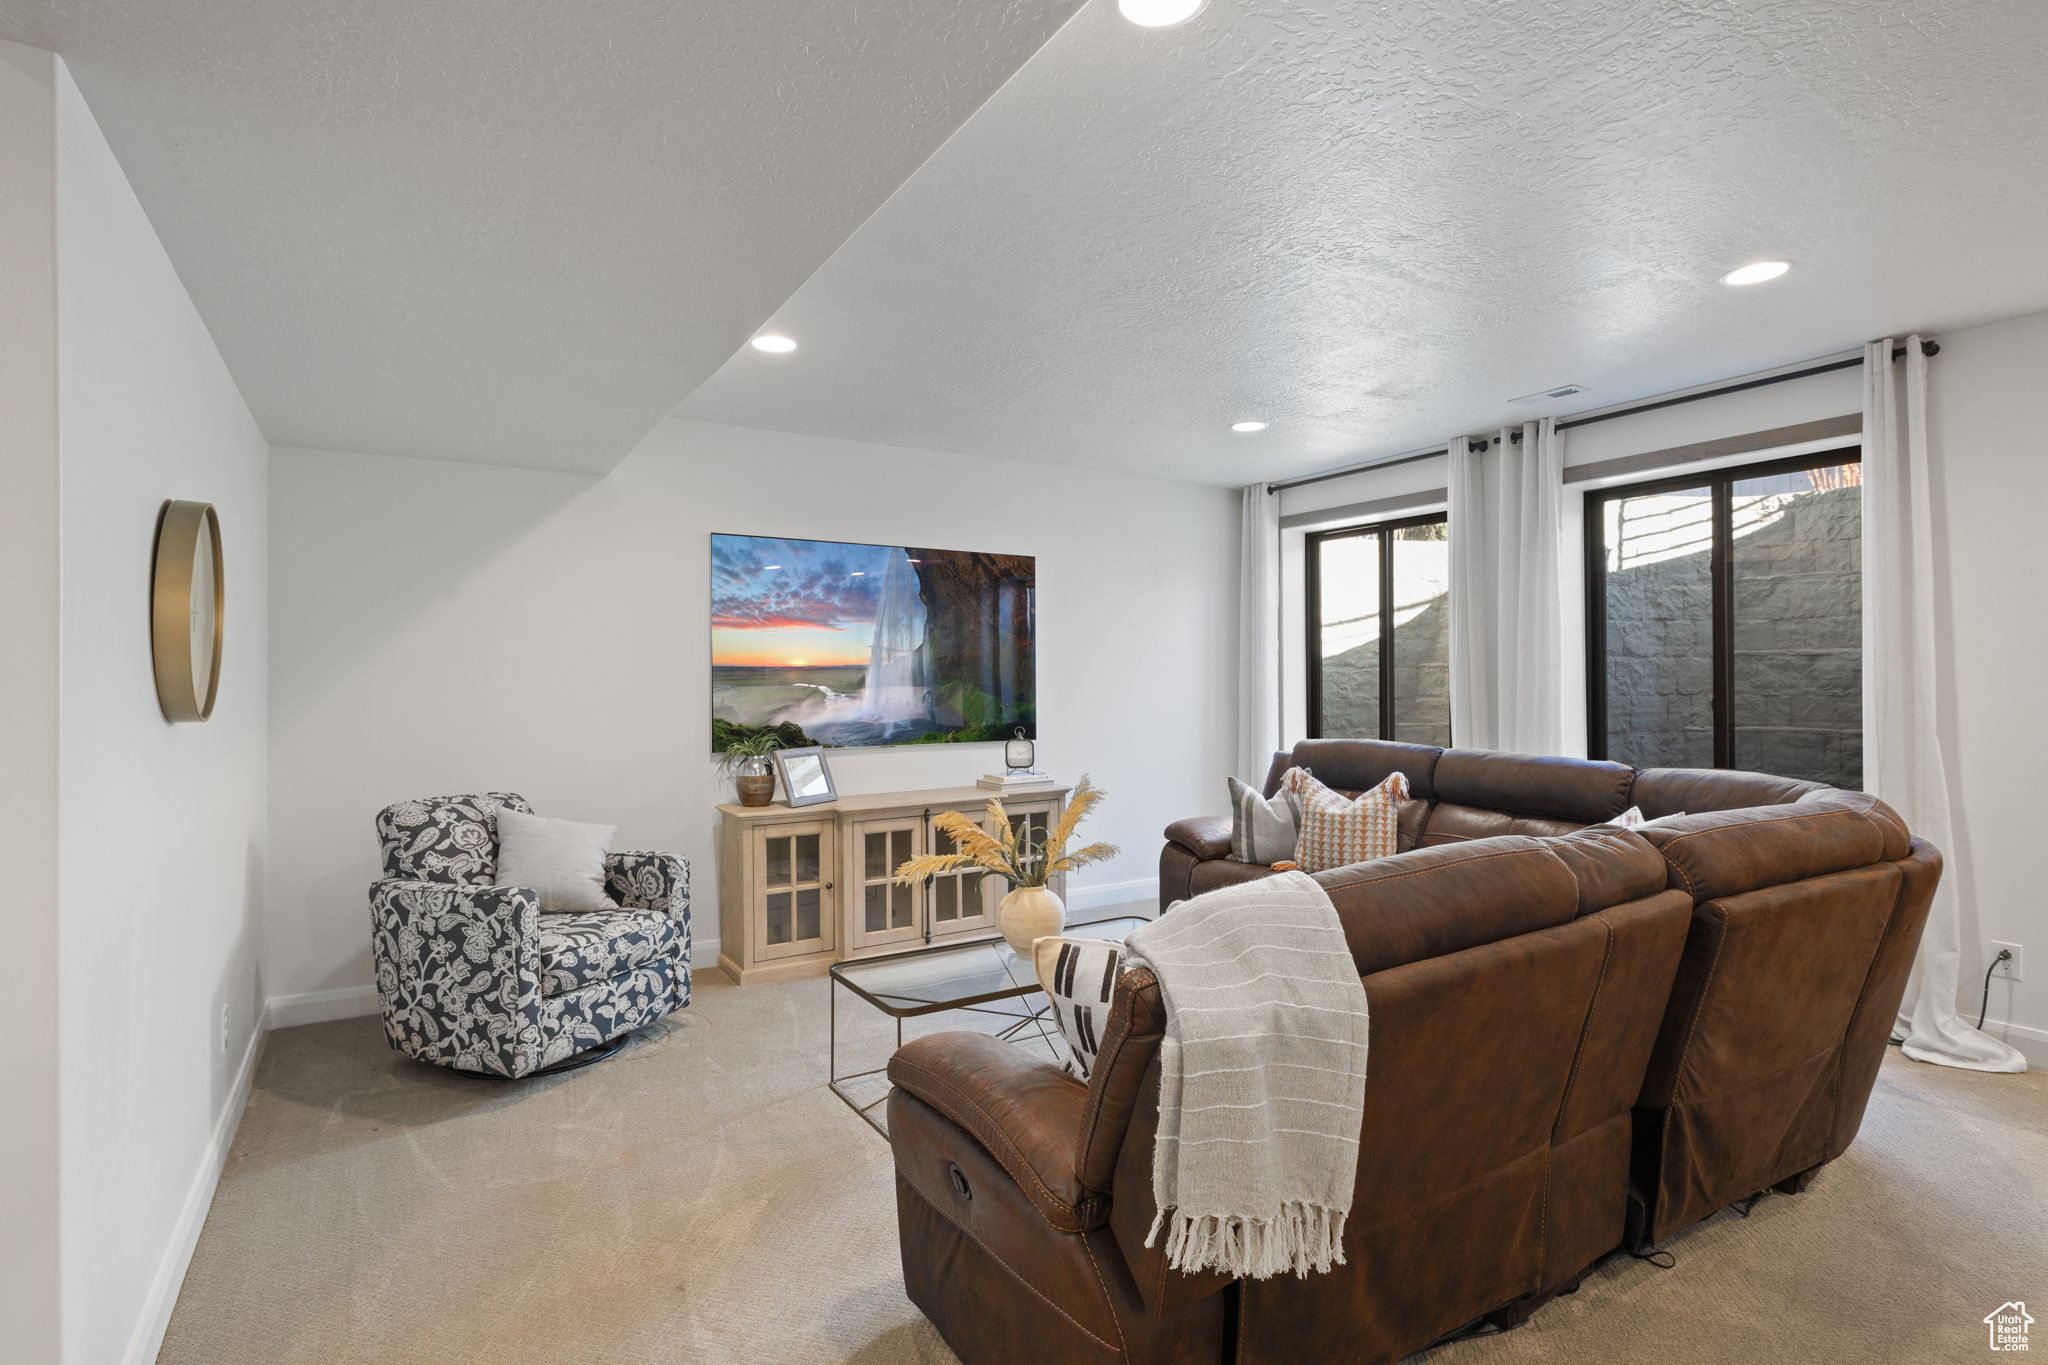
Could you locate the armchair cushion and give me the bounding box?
[375,792,534,885]
[535,910,683,995]
[889,1032,1101,1232]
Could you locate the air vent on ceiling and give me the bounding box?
[1510,383,1588,403]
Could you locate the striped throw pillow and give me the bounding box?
[1289,769,1409,873]
[1031,936,1125,1079]
[1227,770,1304,863]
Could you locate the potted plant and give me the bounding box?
[895,777,1119,953]
[719,731,785,807]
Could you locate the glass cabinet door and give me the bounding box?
[751,821,833,961]
[926,813,993,938]
[848,818,924,951]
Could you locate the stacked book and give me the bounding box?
[978,771,1055,792]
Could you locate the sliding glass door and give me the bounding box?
[1585,449,1863,787]
[1306,515,1451,746]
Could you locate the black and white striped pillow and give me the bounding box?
[1031,936,1124,1079]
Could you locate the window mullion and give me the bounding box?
[1711,480,1734,769]
[1379,531,1396,741]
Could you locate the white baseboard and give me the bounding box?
[1068,877,1159,913]
[121,1004,268,1365]
[265,947,725,1025]
[266,984,380,1028]
[1978,1015,2047,1069]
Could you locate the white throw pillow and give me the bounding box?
[1612,806,1687,829]
[495,807,619,912]
[1032,935,1126,1080]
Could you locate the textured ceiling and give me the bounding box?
[681,0,2048,486]
[1,0,1085,471]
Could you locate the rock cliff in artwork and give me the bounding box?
[904,547,1036,742]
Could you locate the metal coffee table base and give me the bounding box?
[827,976,1061,1135]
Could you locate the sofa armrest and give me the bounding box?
[888,1033,1101,1232]
[368,879,543,1076]
[605,851,691,921]
[370,878,538,946]
[1163,815,1233,862]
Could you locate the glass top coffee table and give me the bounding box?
[828,914,1149,1134]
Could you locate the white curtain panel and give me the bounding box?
[1238,483,1283,784]
[1863,337,2026,1072]
[1448,419,1566,753]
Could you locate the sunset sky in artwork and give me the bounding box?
[710,535,894,668]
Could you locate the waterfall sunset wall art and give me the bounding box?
[710,534,1036,752]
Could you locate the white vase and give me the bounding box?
[998,885,1066,956]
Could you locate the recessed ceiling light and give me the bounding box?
[1231,420,1268,433]
[1118,0,1208,27]
[1721,260,1791,286]
[750,333,797,353]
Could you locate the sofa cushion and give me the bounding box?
[1633,790,1910,902]
[535,909,682,994]
[375,792,535,884]
[1270,739,1442,801]
[1431,750,1634,825]
[1315,838,1582,977]
[1418,804,1586,847]
[1540,826,1667,916]
[1630,767,1826,819]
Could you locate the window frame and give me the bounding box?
[1303,511,1449,742]
[1582,444,1862,772]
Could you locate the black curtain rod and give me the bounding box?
[1267,339,1938,492]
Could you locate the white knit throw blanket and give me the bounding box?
[1121,871,1368,1280]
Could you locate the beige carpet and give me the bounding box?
[162,941,2046,1365]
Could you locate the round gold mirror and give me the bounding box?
[151,500,224,723]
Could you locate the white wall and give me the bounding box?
[43,55,270,1365]
[0,40,66,1365]
[266,420,1238,1013]
[1924,310,2048,1062]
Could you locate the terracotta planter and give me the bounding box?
[998,885,1066,956]
[734,774,776,807]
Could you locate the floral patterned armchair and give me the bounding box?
[369,792,690,1077]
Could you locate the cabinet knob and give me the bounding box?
[824,881,834,890]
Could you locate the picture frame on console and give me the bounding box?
[773,746,837,807]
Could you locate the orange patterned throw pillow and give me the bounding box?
[1287,769,1409,873]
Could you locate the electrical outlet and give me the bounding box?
[220,1002,231,1053]
[1992,942,2023,983]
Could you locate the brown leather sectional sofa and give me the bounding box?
[885,740,1937,1365]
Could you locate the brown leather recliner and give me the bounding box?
[889,830,1695,1365]
[1162,741,1939,1248]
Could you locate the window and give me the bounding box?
[1305,514,1450,745]
[1585,448,1862,787]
